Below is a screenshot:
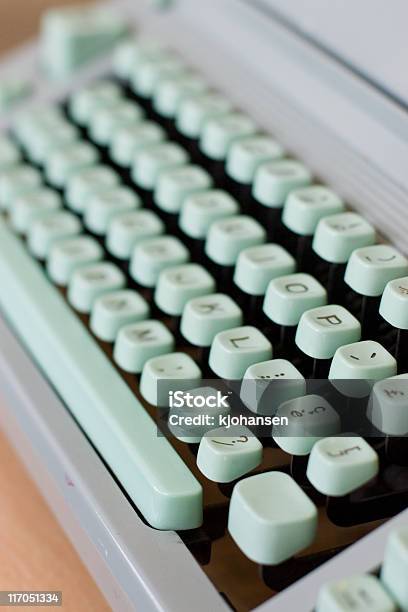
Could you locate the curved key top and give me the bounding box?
[329,340,397,381]
[263,273,327,326]
[367,374,408,436]
[205,215,266,266]
[45,141,99,188]
[114,319,175,374]
[89,99,144,146]
[228,471,317,565]
[85,186,140,235]
[380,276,408,329]
[317,574,397,612]
[155,263,215,316]
[28,211,81,259]
[153,72,208,118]
[209,325,272,379]
[234,243,296,296]
[68,262,126,313]
[313,212,376,264]
[131,54,186,99]
[307,435,379,496]
[110,120,165,167]
[69,80,122,125]
[47,235,103,285]
[226,135,284,184]
[25,120,79,165]
[11,188,62,234]
[345,245,408,297]
[113,38,165,80]
[106,209,164,260]
[176,91,233,139]
[0,164,42,211]
[132,142,189,190]
[90,289,149,342]
[154,164,212,214]
[140,352,202,407]
[197,426,262,482]
[130,235,189,288]
[282,185,344,236]
[180,293,243,347]
[179,189,239,240]
[200,112,257,161]
[0,134,21,170]
[66,164,120,212]
[253,159,312,208]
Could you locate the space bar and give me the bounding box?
[0,218,203,530]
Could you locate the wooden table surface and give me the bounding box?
[0,1,113,610]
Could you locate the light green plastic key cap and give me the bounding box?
[317,574,397,612]
[226,135,285,184]
[130,235,190,288]
[205,215,266,266]
[106,209,165,260]
[66,165,120,213]
[155,263,215,316]
[153,72,208,118]
[234,243,296,296]
[263,273,327,326]
[345,245,408,297]
[47,236,103,286]
[240,359,306,416]
[45,141,99,188]
[68,262,126,313]
[381,526,408,611]
[176,91,233,138]
[200,112,257,161]
[140,352,202,407]
[307,435,379,496]
[154,164,213,213]
[367,374,408,436]
[110,120,166,167]
[26,121,80,166]
[180,293,243,347]
[27,211,81,259]
[10,188,62,234]
[380,276,408,329]
[0,134,21,170]
[114,320,175,374]
[0,164,42,211]
[69,80,122,126]
[89,99,144,146]
[0,77,31,112]
[0,218,202,530]
[90,289,149,342]
[313,212,376,264]
[296,305,361,359]
[113,38,165,80]
[272,395,341,456]
[228,471,317,565]
[132,142,189,190]
[209,325,272,379]
[282,185,345,236]
[84,186,140,235]
[197,426,263,482]
[253,159,312,208]
[131,54,186,99]
[14,105,64,144]
[179,189,239,239]
[329,340,398,382]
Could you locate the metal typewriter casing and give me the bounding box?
[0,1,407,610]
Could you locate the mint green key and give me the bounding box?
[25,120,79,165]
[179,189,239,239]
[209,325,272,379]
[113,38,165,80]
[130,236,189,288]
[205,215,266,266]
[47,236,103,285]
[296,305,361,359]
[313,212,376,264]
[89,99,144,146]
[0,77,31,112]
[85,186,140,235]
[381,526,408,611]
[68,262,126,313]
[317,574,397,612]
[41,4,127,79]
[155,263,215,316]
[106,209,165,260]
[0,218,202,530]
[154,164,213,213]
[90,289,149,342]
[367,375,408,436]
[380,276,408,329]
[329,340,398,383]
[140,352,202,407]
[200,112,257,161]
[240,359,306,415]
[168,387,231,444]
[131,54,186,99]
[253,159,312,208]
[132,142,189,190]
[110,120,165,167]
[307,435,379,496]
[234,244,296,296]
[226,135,285,184]
[0,164,42,211]
[10,188,62,234]
[69,80,122,125]
[45,141,99,188]
[0,135,21,170]
[114,320,175,374]
[345,245,408,297]
[282,185,345,236]
[176,91,233,138]
[197,426,262,482]
[153,72,208,118]
[181,293,243,347]
[27,211,81,259]
[14,105,64,144]
[228,471,317,564]
[263,273,327,326]
[273,395,341,456]
[66,165,120,213]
